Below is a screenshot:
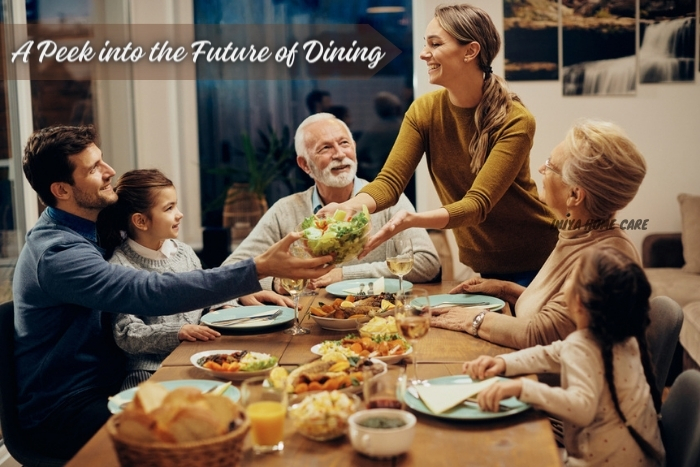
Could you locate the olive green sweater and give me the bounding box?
[360,89,557,274]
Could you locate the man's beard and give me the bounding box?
[73,185,117,211]
[308,157,357,188]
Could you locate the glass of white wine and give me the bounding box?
[386,237,414,294]
[395,288,430,385]
[281,277,310,335]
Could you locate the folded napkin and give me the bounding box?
[343,277,385,295]
[415,378,499,414]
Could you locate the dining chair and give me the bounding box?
[646,296,684,394]
[0,301,66,467]
[660,369,700,467]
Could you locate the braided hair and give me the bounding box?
[571,246,662,462]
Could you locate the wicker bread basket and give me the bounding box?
[107,412,250,467]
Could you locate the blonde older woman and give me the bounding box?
[432,119,646,349]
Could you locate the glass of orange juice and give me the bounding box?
[241,376,288,454]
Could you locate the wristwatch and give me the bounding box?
[471,310,488,337]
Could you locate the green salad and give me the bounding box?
[299,206,371,264]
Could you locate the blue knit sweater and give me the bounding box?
[13,207,261,429]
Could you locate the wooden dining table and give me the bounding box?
[66,282,562,467]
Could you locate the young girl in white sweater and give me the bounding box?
[463,246,665,466]
[99,169,223,390]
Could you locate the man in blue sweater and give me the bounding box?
[12,125,332,460]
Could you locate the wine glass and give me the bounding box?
[386,237,414,294]
[281,277,311,335]
[394,288,430,385]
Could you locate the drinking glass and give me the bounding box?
[386,237,413,294]
[241,376,288,454]
[282,240,312,335]
[394,288,430,385]
[363,367,407,410]
[281,277,310,335]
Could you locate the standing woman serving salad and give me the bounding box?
[320,3,557,285]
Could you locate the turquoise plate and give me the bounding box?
[325,278,413,298]
[108,379,241,414]
[425,294,505,312]
[404,375,530,420]
[201,305,295,331]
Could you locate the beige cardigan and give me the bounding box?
[486,227,639,349]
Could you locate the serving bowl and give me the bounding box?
[289,392,362,441]
[295,207,371,265]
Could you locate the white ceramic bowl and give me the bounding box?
[348,409,416,458]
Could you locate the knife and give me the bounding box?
[209,309,281,325]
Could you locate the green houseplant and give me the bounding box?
[207,125,297,236]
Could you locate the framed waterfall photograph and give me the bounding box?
[639,0,696,83]
[503,0,559,81]
[562,0,637,96]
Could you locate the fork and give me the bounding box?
[211,309,282,326]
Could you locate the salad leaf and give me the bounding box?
[240,352,279,371]
[299,206,371,264]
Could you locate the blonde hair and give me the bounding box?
[294,113,353,162]
[560,120,646,220]
[434,3,521,173]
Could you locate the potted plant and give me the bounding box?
[207,125,298,238]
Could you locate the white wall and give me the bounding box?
[413,0,700,279]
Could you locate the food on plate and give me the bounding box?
[359,316,400,337]
[286,356,385,395]
[310,293,396,320]
[268,367,289,390]
[289,390,360,441]
[196,350,278,373]
[317,334,410,358]
[114,381,245,443]
[298,206,371,264]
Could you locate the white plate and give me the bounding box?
[107,379,241,414]
[201,305,294,331]
[190,350,278,381]
[325,278,413,298]
[310,342,412,365]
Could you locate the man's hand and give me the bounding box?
[178,324,220,342]
[450,278,505,298]
[254,232,333,280]
[462,356,506,381]
[476,379,523,413]
[309,268,343,289]
[239,291,294,308]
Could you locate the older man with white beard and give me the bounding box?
[223,113,441,290]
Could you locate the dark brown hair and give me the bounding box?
[572,246,661,462]
[22,125,98,207]
[97,169,174,253]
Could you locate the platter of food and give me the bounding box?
[285,357,387,398]
[310,333,412,365]
[190,350,279,381]
[108,380,240,414]
[310,294,396,331]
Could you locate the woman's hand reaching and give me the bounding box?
[450,277,504,298]
[359,209,412,259]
